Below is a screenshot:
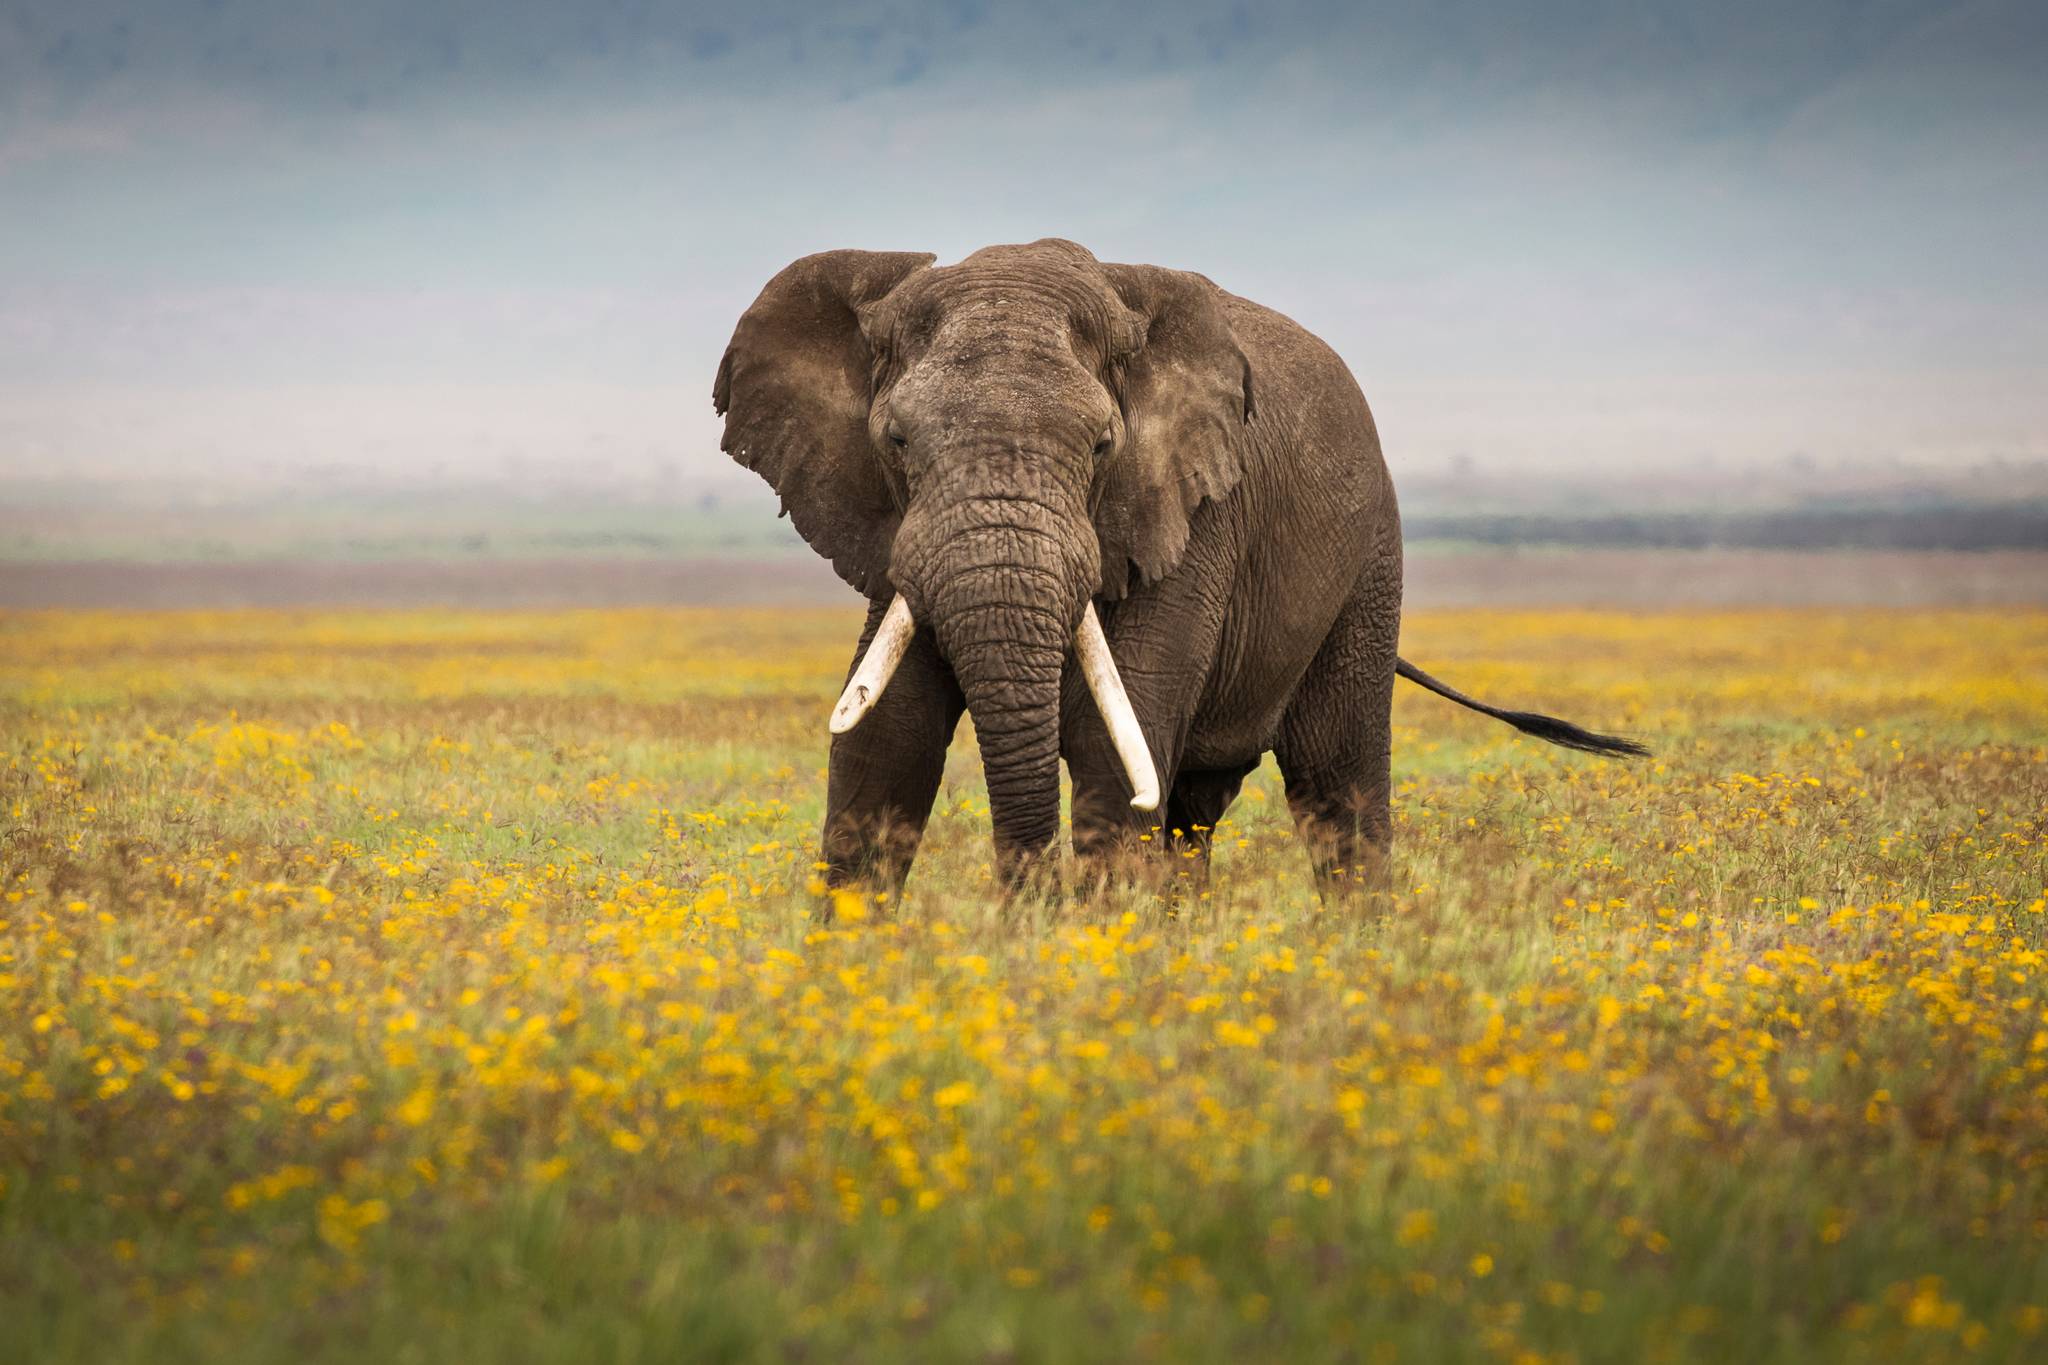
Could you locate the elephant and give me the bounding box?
[713,239,1645,899]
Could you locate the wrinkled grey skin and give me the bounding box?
[715,239,1636,898]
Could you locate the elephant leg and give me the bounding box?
[822,597,965,899]
[1063,600,1219,881]
[1274,558,1401,901]
[1062,528,1237,889]
[1065,733,1166,897]
[1162,761,1260,893]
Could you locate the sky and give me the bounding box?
[1,0,2044,496]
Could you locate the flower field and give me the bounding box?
[2,606,2044,1362]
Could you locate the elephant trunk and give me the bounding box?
[892,469,1100,879]
[939,581,1071,875]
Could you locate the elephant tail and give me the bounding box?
[1395,658,1650,757]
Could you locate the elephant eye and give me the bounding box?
[1092,430,1113,457]
[886,422,908,449]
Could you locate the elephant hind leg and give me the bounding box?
[1274,560,1401,901]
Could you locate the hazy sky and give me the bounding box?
[2,1,2043,491]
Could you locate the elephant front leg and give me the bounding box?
[1064,679,1187,899]
[1161,761,1260,896]
[821,600,965,901]
[1067,742,1163,889]
[1069,761,1254,906]
[1062,592,1223,895]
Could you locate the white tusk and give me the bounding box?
[830,595,917,734]
[1074,602,1161,812]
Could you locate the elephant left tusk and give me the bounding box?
[1074,602,1161,812]
[830,595,917,735]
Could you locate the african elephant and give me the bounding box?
[714,239,1643,898]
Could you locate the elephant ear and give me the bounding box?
[714,250,935,598]
[1093,263,1256,598]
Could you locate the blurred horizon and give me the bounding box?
[3,1,2046,511]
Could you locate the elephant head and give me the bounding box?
[714,239,1255,871]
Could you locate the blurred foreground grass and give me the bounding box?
[2,607,2045,1362]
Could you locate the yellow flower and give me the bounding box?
[394,1087,435,1126]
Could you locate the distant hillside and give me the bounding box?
[3,468,2044,562]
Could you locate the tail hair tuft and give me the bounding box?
[1395,657,1650,758]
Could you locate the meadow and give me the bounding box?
[1,606,2044,1362]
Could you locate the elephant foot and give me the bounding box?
[1313,861,1392,906]
[1287,806,1394,909]
[990,834,1068,906]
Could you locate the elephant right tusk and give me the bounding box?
[830,595,917,735]
[1074,602,1161,813]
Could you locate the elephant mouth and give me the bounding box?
[829,593,1160,812]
